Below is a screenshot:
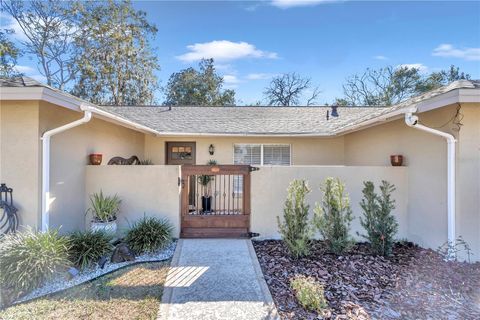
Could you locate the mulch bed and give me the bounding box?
[253,240,480,320]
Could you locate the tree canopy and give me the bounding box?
[263,72,320,106]
[0,29,22,78]
[340,65,471,106]
[164,59,235,106]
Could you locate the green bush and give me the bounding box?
[314,177,354,254]
[0,229,70,295]
[125,216,173,254]
[290,275,328,313]
[277,179,313,259]
[359,180,398,256]
[68,230,113,269]
[87,190,121,222]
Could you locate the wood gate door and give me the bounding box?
[180,165,252,238]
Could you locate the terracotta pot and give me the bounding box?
[89,153,102,165]
[390,155,403,166]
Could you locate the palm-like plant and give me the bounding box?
[87,191,121,222]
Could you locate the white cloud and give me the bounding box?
[271,0,341,9]
[397,63,428,73]
[29,74,47,83]
[14,65,35,73]
[223,75,241,84]
[176,40,278,62]
[246,73,275,80]
[432,44,480,61]
[0,12,28,41]
[374,55,388,60]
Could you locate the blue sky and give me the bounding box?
[3,0,480,104]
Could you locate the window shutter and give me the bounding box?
[263,145,290,165]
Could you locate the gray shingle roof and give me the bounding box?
[98,106,390,135]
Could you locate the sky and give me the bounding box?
[2,0,480,105]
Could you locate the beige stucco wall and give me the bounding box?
[251,166,408,240]
[85,165,181,237]
[39,102,146,233]
[0,100,41,229]
[456,104,480,259]
[344,104,480,260]
[144,135,345,165]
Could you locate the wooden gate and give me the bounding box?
[180,165,252,238]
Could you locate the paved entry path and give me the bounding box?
[158,239,279,320]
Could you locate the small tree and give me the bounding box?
[359,180,398,256]
[314,178,354,254]
[277,179,312,259]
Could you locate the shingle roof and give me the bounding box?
[2,77,478,136]
[98,105,389,135]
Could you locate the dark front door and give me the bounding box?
[166,142,196,165]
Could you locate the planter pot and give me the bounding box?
[91,220,117,235]
[89,154,103,165]
[201,196,212,213]
[390,155,404,166]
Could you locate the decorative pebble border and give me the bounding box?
[15,241,177,304]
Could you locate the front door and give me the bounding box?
[166,142,197,207]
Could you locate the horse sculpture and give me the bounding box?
[107,155,140,165]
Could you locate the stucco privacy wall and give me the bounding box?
[0,101,41,229]
[344,104,480,259]
[251,166,408,240]
[39,102,146,232]
[85,166,181,236]
[144,135,345,165]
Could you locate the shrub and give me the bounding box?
[137,159,154,165]
[125,216,173,254]
[290,275,328,313]
[314,177,354,254]
[359,180,398,256]
[87,190,121,222]
[68,230,113,269]
[277,179,312,259]
[0,229,70,295]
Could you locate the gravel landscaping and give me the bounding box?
[14,241,176,304]
[253,240,480,320]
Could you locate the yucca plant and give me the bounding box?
[0,229,70,296]
[125,216,173,254]
[68,230,113,269]
[87,190,121,222]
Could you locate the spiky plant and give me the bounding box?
[0,229,70,296]
[125,216,173,254]
[87,190,121,222]
[68,230,113,269]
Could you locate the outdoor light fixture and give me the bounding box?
[209,144,215,155]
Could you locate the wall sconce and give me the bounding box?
[209,144,215,155]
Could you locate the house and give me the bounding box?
[1,77,479,260]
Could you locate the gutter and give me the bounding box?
[405,112,457,260]
[41,110,92,232]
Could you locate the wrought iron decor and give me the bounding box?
[0,183,19,234]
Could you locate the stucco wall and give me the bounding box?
[85,166,181,237]
[39,102,146,233]
[144,135,345,165]
[251,166,408,240]
[0,100,41,229]
[456,104,480,259]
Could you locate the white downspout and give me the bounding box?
[405,112,456,259]
[41,111,92,232]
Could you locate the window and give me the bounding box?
[233,144,291,166]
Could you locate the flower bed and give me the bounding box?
[254,240,480,319]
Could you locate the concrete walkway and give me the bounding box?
[158,239,279,320]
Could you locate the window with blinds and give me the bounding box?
[233,144,291,166]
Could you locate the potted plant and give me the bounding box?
[89,153,102,165]
[390,155,403,166]
[198,160,217,213]
[87,191,121,235]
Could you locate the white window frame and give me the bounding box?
[233,143,292,166]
